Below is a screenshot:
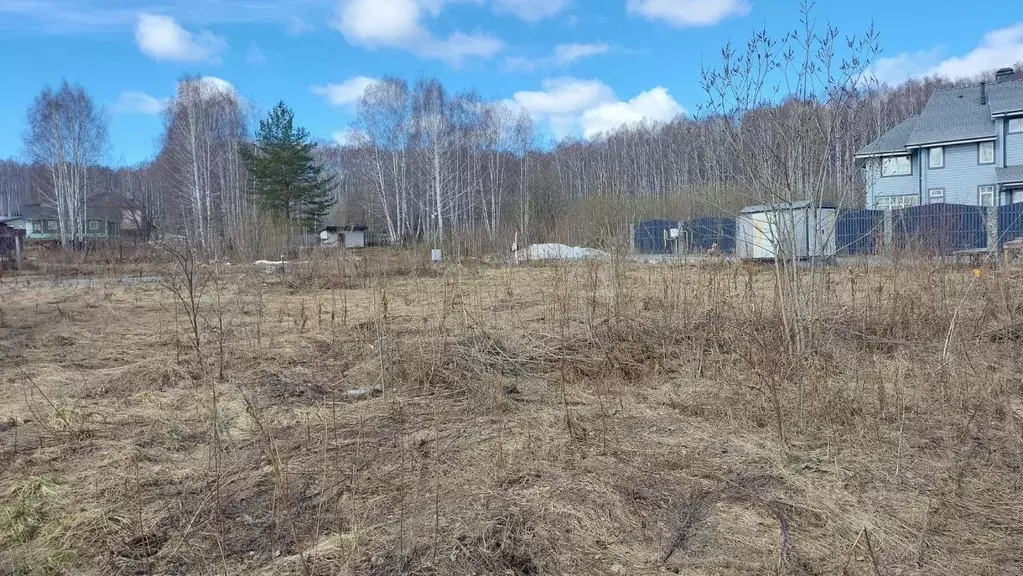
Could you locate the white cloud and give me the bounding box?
[0,1,320,34]
[553,42,610,65]
[246,42,267,64]
[580,87,683,137]
[332,0,502,64]
[869,48,942,86]
[504,55,540,73]
[312,76,379,107]
[870,23,1023,85]
[931,24,1023,79]
[511,78,615,116]
[331,128,365,145]
[418,30,504,62]
[508,78,684,139]
[492,0,572,21]
[195,76,235,95]
[115,91,167,115]
[335,0,422,45]
[174,76,239,104]
[134,13,226,63]
[504,42,610,72]
[627,0,750,27]
[285,15,315,34]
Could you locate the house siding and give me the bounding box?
[922,142,997,204]
[865,152,920,207]
[1006,131,1023,166]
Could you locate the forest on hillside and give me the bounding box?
[1,8,1020,256]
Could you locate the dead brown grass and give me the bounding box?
[1,252,1022,575]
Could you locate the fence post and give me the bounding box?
[882,209,893,257]
[986,205,999,255]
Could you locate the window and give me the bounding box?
[874,195,920,209]
[979,185,995,206]
[47,220,57,231]
[929,188,945,203]
[929,146,944,168]
[979,141,995,164]
[881,155,912,176]
[88,220,99,231]
[1009,118,1023,134]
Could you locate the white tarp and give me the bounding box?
[523,243,609,261]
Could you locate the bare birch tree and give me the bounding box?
[24,81,107,246]
[0,160,30,217]
[161,76,248,255]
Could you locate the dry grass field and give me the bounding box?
[1,249,1022,575]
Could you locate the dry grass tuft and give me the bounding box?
[1,252,1022,574]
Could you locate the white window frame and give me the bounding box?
[928,188,946,203]
[88,220,100,231]
[979,185,995,206]
[979,141,995,164]
[928,146,944,169]
[1009,118,1023,134]
[874,195,920,210]
[881,155,912,177]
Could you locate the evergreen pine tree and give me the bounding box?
[242,101,336,230]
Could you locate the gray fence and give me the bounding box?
[638,203,1018,257]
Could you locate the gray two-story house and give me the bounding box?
[857,67,1023,209]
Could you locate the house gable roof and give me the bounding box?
[987,80,1023,115]
[19,193,124,222]
[857,79,1023,157]
[904,85,997,146]
[856,116,918,157]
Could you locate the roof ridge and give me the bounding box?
[931,79,1023,93]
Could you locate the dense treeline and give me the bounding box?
[1,16,1019,255]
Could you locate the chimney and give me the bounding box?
[981,81,987,105]
[997,67,1015,84]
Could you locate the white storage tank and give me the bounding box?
[736,201,837,261]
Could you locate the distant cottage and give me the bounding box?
[1,194,127,242]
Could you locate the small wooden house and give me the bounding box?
[319,226,368,249]
[6,200,121,242]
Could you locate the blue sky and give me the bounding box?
[2,0,1023,166]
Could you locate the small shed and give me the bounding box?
[0,220,26,269]
[736,201,838,261]
[320,226,368,249]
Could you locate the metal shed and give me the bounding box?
[736,201,838,261]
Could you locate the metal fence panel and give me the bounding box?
[836,209,884,255]
[893,203,987,253]
[998,203,1023,244]
[688,217,736,253]
[634,219,679,254]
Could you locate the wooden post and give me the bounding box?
[14,234,23,271]
[882,209,894,257]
